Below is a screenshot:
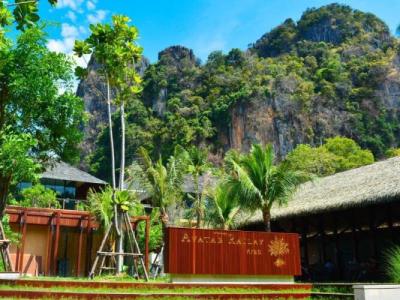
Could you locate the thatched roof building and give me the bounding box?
[246,156,400,224]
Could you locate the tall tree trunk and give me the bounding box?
[116,102,126,274]
[263,207,271,232]
[119,102,126,190]
[106,76,116,190]
[106,76,123,273]
[0,175,11,217]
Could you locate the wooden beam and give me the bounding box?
[85,216,93,276]
[53,212,61,275]
[351,209,359,263]
[18,211,27,274]
[76,217,84,277]
[301,218,309,268]
[45,214,53,276]
[144,217,150,273]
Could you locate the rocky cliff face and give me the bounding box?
[76,56,149,169]
[79,4,400,173]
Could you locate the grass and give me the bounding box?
[0,283,311,294]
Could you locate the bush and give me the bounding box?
[385,245,400,283]
[19,184,60,208]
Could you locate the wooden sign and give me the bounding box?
[164,227,301,276]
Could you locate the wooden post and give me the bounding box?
[53,211,61,275]
[333,214,342,278]
[76,217,84,277]
[351,209,359,263]
[319,216,326,263]
[369,207,378,258]
[85,215,92,276]
[145,217,150,273]
[18,211,27,274]
[45,214,53,276]
[301,218,309,268]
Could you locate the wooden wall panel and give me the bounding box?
[165,227,301,276]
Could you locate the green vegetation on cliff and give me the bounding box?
[86,4,400,182]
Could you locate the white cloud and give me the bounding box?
[86,1,96,10]
[87,9,107,24]
[56,0,84,11]
[66,11,77,22]
[61,23,79,38]
[47,23,80,54]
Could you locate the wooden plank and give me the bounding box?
[97,252,143,256]
[164,227,301,276]
[76,217,84,277]
[53,212,61,275]
[18,211,27,274]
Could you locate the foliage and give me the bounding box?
[0,0,57,33]
[385,148,400,158]
[284,137,374,176]
[18,184,59,209]
[225,144,306,231]
[180,146,211,228]
[384,245,400,283]
[126,147,186,224]
[205,183,240,230]
[89,4,400,181]
[0,129,40,186]
[1,214,19,244]
[0,26,84,215]
[137,210,163,253]
[75,14,143,190]
[86,187,140,228]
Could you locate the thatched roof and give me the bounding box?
[41,161,106,185]
[247,157,400,224]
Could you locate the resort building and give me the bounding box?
[242,157,400,282]
[17,161,106,209]
[7,162,127,277]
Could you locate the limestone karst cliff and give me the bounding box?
[77,4,400,179]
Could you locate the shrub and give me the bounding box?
[385,245,400,283]
[19,184,60,208]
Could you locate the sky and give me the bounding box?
[40,0,400,64]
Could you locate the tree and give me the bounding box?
[283,137,374,177]
[0,1,58,33]
[19,184,59,208]
[323,137,374,171]
[225,144,304,231]
[182,146,210,228]
[74,15,143,190]
[206,183,240,230]
[127,147,186,227]
[283,144,339,176]
[74,15,142,272]
[0,26,84,216]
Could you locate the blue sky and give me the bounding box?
[40,0,400,63]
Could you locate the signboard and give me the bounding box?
[164,227,301,276]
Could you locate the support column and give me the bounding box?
[301,218,309,269]
[45,214,53,276]
[18,211,27,274]
[76,217,84,277]
[53,212,61,275]
[145,217,150,273]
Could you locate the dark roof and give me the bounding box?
[41,161,107,185]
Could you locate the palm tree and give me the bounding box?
[183,147,210,228]
[206,183,240,230]
[225,144,304,231]
[127,147,186,227]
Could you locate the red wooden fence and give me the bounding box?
[164,227,301,276]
